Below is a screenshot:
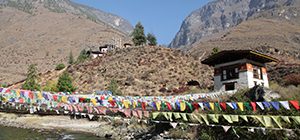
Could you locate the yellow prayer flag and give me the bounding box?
[156,102,161,111]
[200,114,209,125]
[231,115,239,122]
[152,112,160,119]
[237,102,244,111]
[209,102,215,111]
[180,113,188,121]
[208,114,218,123]
[180,101,186,111]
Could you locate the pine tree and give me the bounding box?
[57,72,76,92]
[68,51,74,65]
[147,33,157,46]
[131,22,146,46]
[22,64,40,91]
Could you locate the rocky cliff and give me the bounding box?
[169,0,300,49]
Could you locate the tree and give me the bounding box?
[131,22,146,46]
[108,79,121,95]
[56,72,76,92]
[147,33,157,46]
[76,49,89,64]
[22,64,41,91]
[68,51,74,65]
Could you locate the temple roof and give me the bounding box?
[201,50,279,66]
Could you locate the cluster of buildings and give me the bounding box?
[87,43,132,59]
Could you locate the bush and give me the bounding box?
[42,80,58,92]
[76,49,89,64]
[55,63,65,70]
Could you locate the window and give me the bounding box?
[225,83,235,91]
[253,66,263,80]
[221,66,239,81]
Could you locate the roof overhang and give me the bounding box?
[201,50,279,66]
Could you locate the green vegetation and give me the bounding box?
[131,22,146,46]
[0,83,8,88]
[147,33,157,46]
[22,64,41,91]
[55,63,65,70]
[76,49,89,64]
[211,47,219,55]
[42,80,58,92]
[57,72,76,92]
[6,1,34,14]
[68,51,74,65]
[108,79,121,95]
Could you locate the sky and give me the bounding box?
[73,0,210,45]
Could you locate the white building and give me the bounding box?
[202,50,278,91]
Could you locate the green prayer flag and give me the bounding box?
[223,115,233,123]
[181,113,188,121]
[215,103,221,111]
[200,114,209,125]
[208,114,219,123]
[231,115,239,122]
[244,102,251,110]
[174,112,181,119]
[186,102,193,111]
[152,112,160,119]
[161,102,166,110]
[281,116,291,124]
[240,115,248,122]
[271,116,282,129]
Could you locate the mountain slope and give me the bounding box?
[0,0,132,84]
[0,0,133,33]
[169,0,300,48]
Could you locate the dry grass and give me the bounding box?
[269,81,300,100]
[40,46,213,95]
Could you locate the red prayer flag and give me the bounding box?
[289,100,299,110]
[250,102,257,111]
[142,102,146,110]
[166,102,172,111]
[220,102,227,111]
[193,102,199,110]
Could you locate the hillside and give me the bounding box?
[0,0,132,84]
[169,0,300,49]
[35,46,213,96]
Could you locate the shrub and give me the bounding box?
[42,80,58,92]
[57,72,76,92]
[55,63,65,70]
